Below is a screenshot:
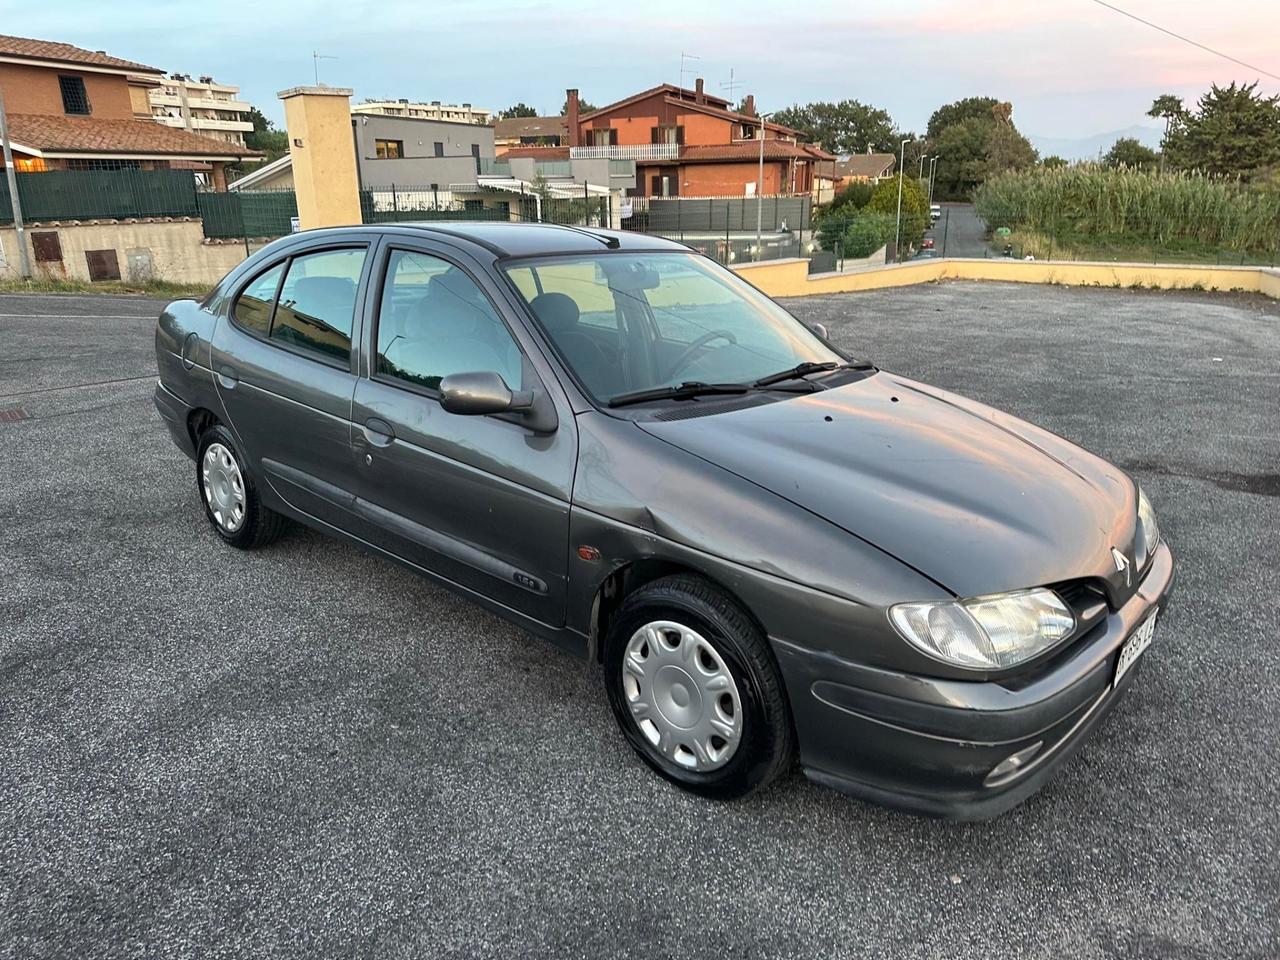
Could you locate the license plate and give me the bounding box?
[1114,613,1157,687]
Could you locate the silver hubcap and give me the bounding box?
[622,620,743,772]
[201,442,245,533]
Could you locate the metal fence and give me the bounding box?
[0,168,200,223]
[197,189,298,240]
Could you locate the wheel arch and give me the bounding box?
[187,407,219,449]
[586,558,768,663]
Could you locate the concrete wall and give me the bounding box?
[0,220,246,285]
[731,256,1280,299]
[282,87,362,229]
[352,114,494,188]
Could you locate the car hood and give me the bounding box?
[638,372,1139,602]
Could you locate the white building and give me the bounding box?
[149,74,255,147]
[352,99,491,125]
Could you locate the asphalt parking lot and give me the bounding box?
[1,282,1277,959]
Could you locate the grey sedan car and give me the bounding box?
[154,222,1173,819]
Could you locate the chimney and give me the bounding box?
[566,88,581,147]
[744,94,755,118]
[695,78,705,103]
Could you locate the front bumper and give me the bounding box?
[774,541,1175,820]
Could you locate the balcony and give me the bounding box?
[570,144,679,161]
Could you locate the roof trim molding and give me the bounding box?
[0,54,163,77]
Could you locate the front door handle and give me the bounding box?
[216,366,238,390]
[362,417,395,447]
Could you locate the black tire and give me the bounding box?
[195,423,286,549]
[603,574,795,799]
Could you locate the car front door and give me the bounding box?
[210,239,374,534]
[349,240,577,626]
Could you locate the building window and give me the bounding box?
[375,139,403,159]
[433,142,444,157]
[65,159,141,171]
[590,128,618,147]
[651,125,684,146]
[59,75,91,115]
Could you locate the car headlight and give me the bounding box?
[889,588,1075,670]
[1135,488,1160,569]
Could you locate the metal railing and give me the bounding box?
[570,144,679,161]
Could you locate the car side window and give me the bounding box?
[232,262,284,335]
[270,248,367,363]
[375,249,523,392]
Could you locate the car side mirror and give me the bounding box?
[438,371,534,416]
[811,322,829,339]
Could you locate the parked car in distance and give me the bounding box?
[921,236,935,249]
[154,222,1174,819]
[930,203,942,222]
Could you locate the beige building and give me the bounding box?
[149,74,255,146]
[352,98,490,125]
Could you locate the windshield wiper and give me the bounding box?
[608,381,752,408]
[753,360,872,387]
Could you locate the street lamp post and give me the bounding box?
[894,137,912,261]
[0,88,32,279]
[754,111,774,260]
[928,156,939,204]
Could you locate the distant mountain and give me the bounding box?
[1027,125,1164,161]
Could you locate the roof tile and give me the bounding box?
[0,33,162,73]
[8,114,259,158]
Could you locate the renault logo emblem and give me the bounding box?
[1111,547,1131,587]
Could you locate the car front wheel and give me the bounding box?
[196,424,285,549]
[604,574,794,799]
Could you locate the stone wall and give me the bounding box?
[0,219,249,286]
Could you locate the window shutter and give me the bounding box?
[651,127,659,144]
[676,126,685,145]
[610,129,619,146]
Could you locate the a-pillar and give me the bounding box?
[278,85,360,229]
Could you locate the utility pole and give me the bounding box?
[755,113,774,260]
[0,87,32,279]
[928,156,939,205]
[894,137,912,262]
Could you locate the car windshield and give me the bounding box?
[503,252,844,405]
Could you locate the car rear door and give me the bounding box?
[348,238,577,626]
[209,236,375,534]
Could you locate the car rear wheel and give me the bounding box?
[196,424,285,549]
[603,574,794,798]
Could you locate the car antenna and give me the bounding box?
[554,222,620,249]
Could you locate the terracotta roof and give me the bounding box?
[6,114,259,158]
[494,116,569,141]
[657,96,805,138]
[580,83,731,121]
[0,34,162,74]
[834,153,896,179]
[499,145,571,160]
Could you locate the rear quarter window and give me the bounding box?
[232,263,285,335]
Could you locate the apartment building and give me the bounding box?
[0,33,256,186]
[149,74,254,146]
[352,99,491,125]
[503,81,835,198]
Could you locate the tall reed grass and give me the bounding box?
[973,164,1280,253]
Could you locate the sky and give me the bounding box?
[5,0,1278,148]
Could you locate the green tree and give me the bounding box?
[1163,82,1280,179]
[1103,137,1159,169]
[559,96,598,115]
[926,96,1000,140]
[1147,94,1185,153]
[770,99,899,153]
[498,102,538,119]
[1041,155,1069,169]
[927,100,1036,199]
[241,106,288,164]
[868,174,930,254]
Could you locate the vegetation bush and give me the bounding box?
[973,164,1280,254]
[816,175,929,258]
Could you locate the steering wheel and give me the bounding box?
[663,330,738,379]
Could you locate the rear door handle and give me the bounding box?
[362,417,395,447]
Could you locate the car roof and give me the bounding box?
[294,221,692,259]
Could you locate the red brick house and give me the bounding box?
[504,81,835,199]
[0,34,257,188]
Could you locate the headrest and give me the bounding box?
[529,292,580,333]
[290,276,355,308]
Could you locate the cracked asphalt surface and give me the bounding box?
[1,282,1277,958]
